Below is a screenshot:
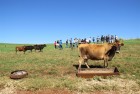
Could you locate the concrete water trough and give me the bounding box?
[73,65,120,78]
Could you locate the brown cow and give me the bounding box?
[78,40,124,70]
[16,46,26,54]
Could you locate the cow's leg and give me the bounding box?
[106,60,108,67]
[15,48,18,54]
[78,63,81,72]
[106,57,109,67]
[84,59,90,68]
[78,57,84,71]
[104,57,108,68]
[85,63,90,68]
[83,55,90,68]
[104,60,106,68]
[24,50,26,54]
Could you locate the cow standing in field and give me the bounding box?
[16,46,26,54]
[34,44,46,52]
[16,45,34,54]
[24,46,34,52]
[78,40,124,70]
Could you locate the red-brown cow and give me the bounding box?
[16,46,26,54]
[78,40,124,70]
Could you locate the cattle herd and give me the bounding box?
[16,44,46,54]
[15,39,124,69]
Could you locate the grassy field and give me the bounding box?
[0,39,140,94]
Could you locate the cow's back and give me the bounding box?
[16,46,24,51]
[24,46,34,50]
[78,44,112,60]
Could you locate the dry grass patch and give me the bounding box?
[76,76,140,94]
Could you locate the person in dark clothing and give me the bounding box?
[59,40,63,49]
[69,38,73,49]
[66,39,68,48]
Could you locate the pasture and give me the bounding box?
[0,39,140,94]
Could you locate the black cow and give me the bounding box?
[24,46,34,52]
[34,44,46,52]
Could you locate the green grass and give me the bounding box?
[0,39,140,93]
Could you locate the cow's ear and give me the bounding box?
[121,43,124,46]
[112,42,117,46]
[115,39,119,42]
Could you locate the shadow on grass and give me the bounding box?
[73,64,104,69]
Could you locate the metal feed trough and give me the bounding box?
[10,70,28,79]
[73,65,119,78]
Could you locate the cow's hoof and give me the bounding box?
[10,70,28,79]
[78,69,81,72]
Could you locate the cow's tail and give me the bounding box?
[78,46,81,57]
[78,46,87,59]
[15,47,17,54]
[78,46,83,58]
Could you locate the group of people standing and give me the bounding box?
[54,35,119,49]
[54,40,63,49]
[96,35,118,44]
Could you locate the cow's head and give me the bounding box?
[113,39,124,53]
[115,39,124,46]
[43,44,46,47]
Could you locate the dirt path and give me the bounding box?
[0,80,16,94]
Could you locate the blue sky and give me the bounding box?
[0,0,140,44]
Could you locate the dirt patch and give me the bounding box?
[0,80,16,94]
[16,89,74,94]
[16,89,121,94]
